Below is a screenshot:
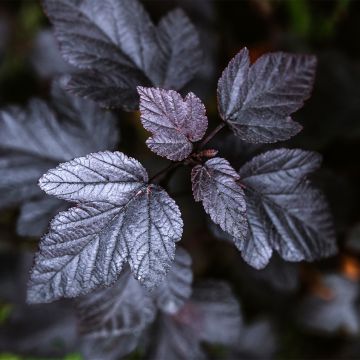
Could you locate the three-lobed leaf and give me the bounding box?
[138,87,208,161]
[237,148,337,268]
[44,0,202,109]
[217,47,317,143]
[28,151,183,303]
[191,157,248,245]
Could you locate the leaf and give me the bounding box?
[138,87,208,161]
[43,0,156,72]
[78,268,156,360]
[154,247,193,314]
[62,69,150,110]
[0,81,119,237]
[38,150,148,204]
[28,151,183,303]
[44,0,202,110]
[191,281,242,345]
[237,148,337,269]
[148,314,206,360]
[30,29,74,78]
[209,222,300,292]
[297,275,360,334]
[154,8,202,90]
[233,319,277,359]
[148,281,241,360]
[217,48,317,143]
[0,251,78,356]
[17,197,68,237]
[255,255,300,293]
[191,157,248,243]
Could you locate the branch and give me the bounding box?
[150,122,226,184]
[198,122,226,149]
[149,162,181,183]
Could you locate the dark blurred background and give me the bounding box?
[1,0,360,359]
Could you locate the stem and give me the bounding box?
[150,122,226,185]
[198,122,226,149]
[150,162,181,183]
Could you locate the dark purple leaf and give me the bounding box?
[154,247,193,314]
[78,268,156,360]
[44,0,202,110]
[238,148,337,268]
[0,81,119,237]
[217,48,316,143]
[191,157,248,243]
[148,281,241,360]
[28,151,183,303]
[138,87,208,161]
[30,30,74,78]
[154,8,202,90]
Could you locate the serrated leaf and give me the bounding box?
[298,275,360,334]
[154,247,193,314]
[39,150,148,203]
[138,87,208,160]
[237,148,337,269]
[217,48,316,143]
[78,268,156,360]
[44,0,202,110]
[191,157,248,243]
[0,81,119,237]
[43,0,156,72]
[62,69,150,110]
[28,151,183,303]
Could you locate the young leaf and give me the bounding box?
[154,247,193,314]
[191,157,248,244]
[138,87,208,161]
[43,0,202,110]
[298,275,360,334]
[0,81,119,237]
[28,151,183,303]
[78,268,156,360]
[238,148,337,269]
[217,48,317,143]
